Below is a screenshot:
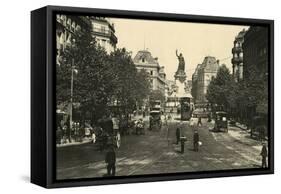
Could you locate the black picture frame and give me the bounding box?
[31,5,274,188]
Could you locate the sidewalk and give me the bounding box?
[208,119,264,151]
[233,122,248,131]
[56,137,93,148]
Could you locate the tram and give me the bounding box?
[180,97,193,120]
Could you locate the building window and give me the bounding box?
[101,26,106,33]
[150,71,153,76]
[263,47,267,55]
[101,39,106,47]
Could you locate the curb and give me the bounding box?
[57,139,93,148]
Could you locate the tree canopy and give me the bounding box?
[57,24,150,123]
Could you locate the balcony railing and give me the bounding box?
[232,47,242,54]
[231,56,243,64]
[92,27,117,44]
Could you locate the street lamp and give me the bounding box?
[69,38,78,142]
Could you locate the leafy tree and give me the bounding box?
[206,62,268,128]
[57,19,115,123]
[206,64,232,110]
[109,48,151,117]
[149,89,165,103]
[57,22,151,124]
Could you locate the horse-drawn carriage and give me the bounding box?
[149,110,162,131]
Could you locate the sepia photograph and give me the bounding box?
[55,14,270,180]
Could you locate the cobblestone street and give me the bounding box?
[57,117,264,180]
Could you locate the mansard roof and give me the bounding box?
[133,50,159,67]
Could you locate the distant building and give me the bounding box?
[133,50,166,94]
[191,64,201,103]
[231,29,247,81]
[192,56,219,106]
[91,17,118,53]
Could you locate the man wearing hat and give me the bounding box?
[193,129,199,152]
[260,142,268,168]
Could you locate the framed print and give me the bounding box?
[31,5,274,188]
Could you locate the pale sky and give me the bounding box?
[110,17,248,80]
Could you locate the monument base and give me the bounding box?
[174,70,187,83]
[175,79,186,98]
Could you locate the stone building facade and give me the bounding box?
[56,15,92,65]
[192,56,219,106]
[91,17,118,53]
[243,26,269,116]
[56,15,118,65]
[133,50,166,94]
[231,29,247,82]
[243,26,269,81]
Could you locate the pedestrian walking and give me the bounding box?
[176,127,181,144]
[260,142,268,168]
[168,113,172,120]
[180,137,185,154]
[105,146,116,176]
[104,114,114,135]
[163,114,168,126]
[92,132,96,144]
[197,116,202,127]
[207,113,212,122]
[143,110,146,118]
[193,130,199,152]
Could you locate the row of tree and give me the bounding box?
[56,23,151,125]
[206,64,268,127]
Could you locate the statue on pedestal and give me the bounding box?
[175,50,186,83]
[176,49,185,74]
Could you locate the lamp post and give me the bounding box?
[69,38,78,142]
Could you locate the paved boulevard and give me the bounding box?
[56,116,263,180]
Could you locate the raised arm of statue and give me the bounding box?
[176,49,179,57]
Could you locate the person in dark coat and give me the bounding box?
[103,116,114,135]
[180,137,185,154]
[105,146,116,176]
[98,114,113,151]
[197,116,202,127]
[176,127,181,145]
[193,130,199,152]
[260,143,268,168]
[207,113,212,122]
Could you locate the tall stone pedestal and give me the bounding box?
[173,70,193,120]
[175,79,186,98]
[174,70,187,98]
